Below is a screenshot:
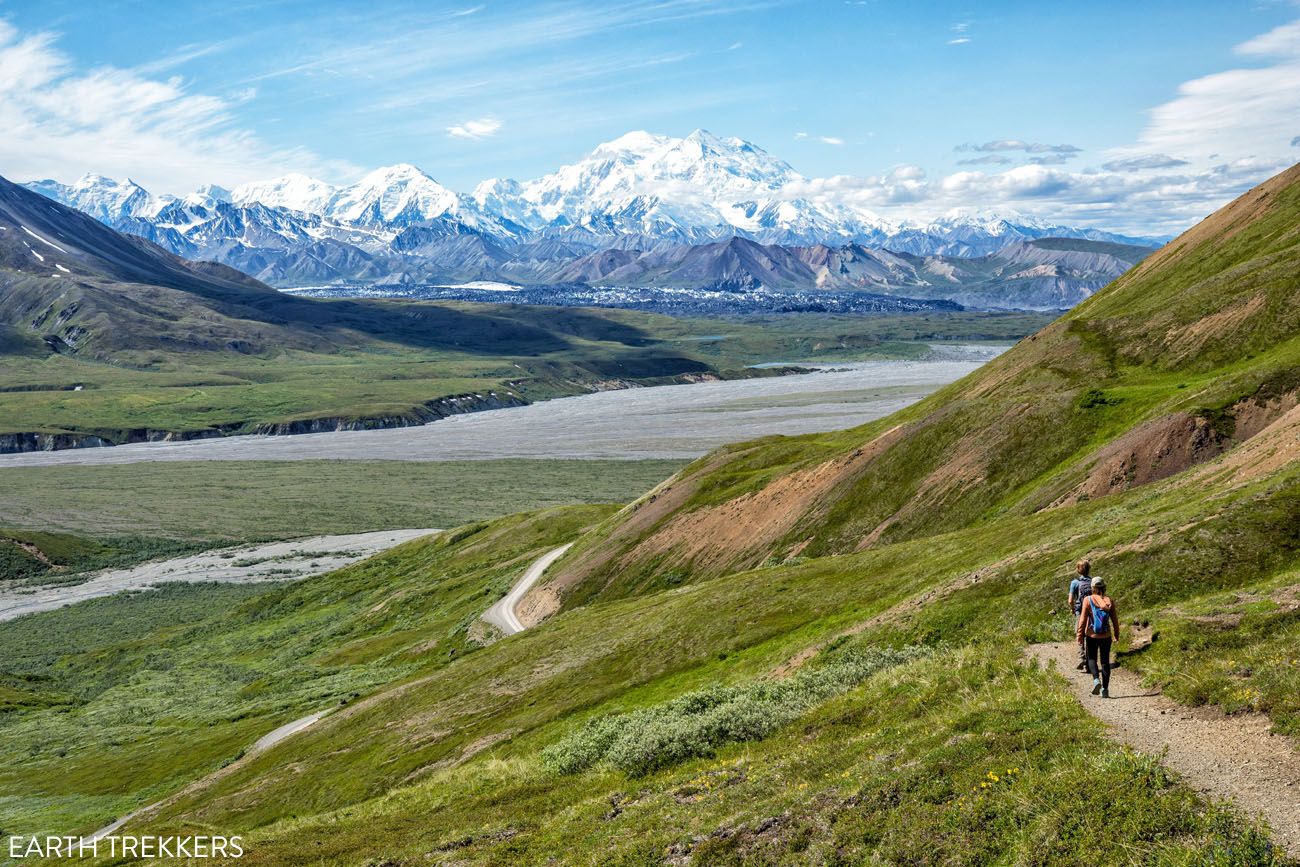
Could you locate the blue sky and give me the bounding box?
[2,0,1299,232]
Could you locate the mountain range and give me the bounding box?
[4,160,1293,864]
[24,130,1161,308]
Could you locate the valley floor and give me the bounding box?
[0,529,441,622]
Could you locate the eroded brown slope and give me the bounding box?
[542,162,1300,606]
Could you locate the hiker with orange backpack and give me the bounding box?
[1076,577,1120,698]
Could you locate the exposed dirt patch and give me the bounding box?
[515,583,561,627]
[7,539,61,568]
[1052,390,1300,508]
[1181,402,1300,489]
[622,425,913,578]
[1028,641,1300,857]
[1235,390,1300,442]
[1054,413,1228,506]
[541,453,735,600]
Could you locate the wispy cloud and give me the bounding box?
[948,20,971,45]
[0,19,352,193]
[958,139,1082,155]
[448,117,503,139]
[956,154,1012,166]
[1101,154,1189,172]
[132,38,240,75]
[1120,17,1300,163]
[451,5,485,16]
[794,132,843,145]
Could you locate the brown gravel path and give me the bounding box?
[1028,642,1300,857]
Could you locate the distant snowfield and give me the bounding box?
[435,280,521,292]
[0,347,1006,467]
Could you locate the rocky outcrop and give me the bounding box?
[249,390,528,436]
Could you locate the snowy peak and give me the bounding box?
[30,173,165,222]
[326,164,465,227]
[231,173,335,214]
[20,129,1164,283]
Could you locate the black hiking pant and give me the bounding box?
[1084,636,1112,688]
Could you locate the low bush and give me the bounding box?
[542,645,930,776]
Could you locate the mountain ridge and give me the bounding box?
[23,130,1162,305]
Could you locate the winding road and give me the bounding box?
[482,543,573,635]
[79,541,575,844]
[81,708,331,844]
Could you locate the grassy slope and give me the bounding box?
[0,507,607,837]
[0,434,1287,861]
[542,163,1300,602]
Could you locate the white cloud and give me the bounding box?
[0,19,351,194]
[447,117,503,139]
[958,139,1081,155]
[1123,17,1300,163]
[947,37,970,45]
[819,136,844,146]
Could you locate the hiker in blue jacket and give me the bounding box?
[1067,559,1094,671]
[1076,577,1121,698]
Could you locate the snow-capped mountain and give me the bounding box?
[480,129,890,245]
[22,129,1163,299]
[230,173,335,214]
[26,174,169,224]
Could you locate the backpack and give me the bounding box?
[1088,596,1111,636]
[1073,577,1092,610]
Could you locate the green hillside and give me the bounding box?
[544,163,1300,602]
[0,166,1297,864]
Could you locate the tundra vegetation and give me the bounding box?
[1,165,1299,864]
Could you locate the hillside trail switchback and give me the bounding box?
[1028,642,1300,856]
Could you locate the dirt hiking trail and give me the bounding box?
[1029,642,1300,856]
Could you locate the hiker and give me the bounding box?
[1077,577,1120,698]
[1067,560,1094,670]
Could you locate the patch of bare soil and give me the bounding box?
[8,539,61,568]
[541,453,735,600]
[625,424,912,577]
[515,583,561,627]
[1054,413,1228,506]
[1052,390,1300,508]
[1028,642,1300,857]
[1181,401,1300,489]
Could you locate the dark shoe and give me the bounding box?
[1075,661,1087,671]
[1101,688,1110,699]
[1091,680,1102,695]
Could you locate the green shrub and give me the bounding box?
[542,645,930,776]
